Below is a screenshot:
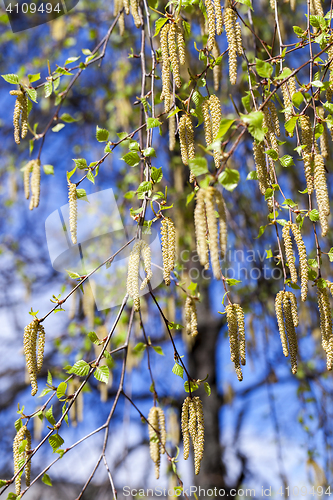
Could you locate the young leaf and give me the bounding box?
[188,157,208,176]
[172,363,184,378]
[96,126,109,142]
[94,365,109,384]
[2,74,19,84]
[56,382,67,400]
[67,360,90,377]
[48,434,64,451]
[122,152,141,167]
[218,168,240,191]
[42,473,53,487]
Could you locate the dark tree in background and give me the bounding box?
[1,0,333,498]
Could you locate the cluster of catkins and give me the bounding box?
[194,187,227,279]
[282,222,308,302]
[275,291,299,374]
[23,319,45,396]
[114,0,141,35]
[13,424,31,495]
[202,94,222,168]
[181,396,204,475]
[225,303,246,381]
[184,296,198,337]
[148,406,166,479]
[68,180,78,245]
[127,239,153,311]
[204,0,222,51]
[23,159,41,210]
[223,7,243,85]
[10,89,28,144]
[160,217,176,286]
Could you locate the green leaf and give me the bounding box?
[218,168,240,191]
[215,118,235,140]
[49,434,64,451]
[87,170,95,184]
[28,73,41,84]
[56,382,67,400]
[265,149,279,160]
[43,164,54,175]
[60,113,78,123]
[45,406,56,426]
[308,258,318,267]
[172,362,184,378]
[285,116,298,135]
[42,473,53,487]
[186,192,195,205]
[225,278,241,286]
[66,269,81,279]
[266,249,273,259]
[6,493,18,499]
[25,87,38,103]
[154,17,168,37]
[315,123,324,139]
[2,74,19,84]
[275,67,292,80]
[292,92,304,108]
[122,152,141,167]
[133,342,146,354]
[0,480,7,487]
[44,81,53,98]
[282,198,297,208]
[188,157,208,176]
[255,58,273,78]
[73,158,88,170]
[94,365,109,384]
[183,20,191,37]
[328,248,333,262]
[137,181,153,193]
[88,331,100,345]
[246,170,258,180]
[204,382,211,396]
[280,155,294,167]
[151,166,163,183]
[323,102,333,114]
[67,360,90,376]
[255,225,267,239]
[39,388,52,398]
[309,209,319,222]
[293,25,305,36]
[52,123,65,133]
[96,126,109,142]
[241,111,265,142]
[168,322,184,330]
[143,147,156,158]
[184,381,199,393]
[76,189,88,201]
[14,419,23,432]
[317,278,327,289]
[152,346,164,356]
[311,80,324,88]
[146,117,162,129]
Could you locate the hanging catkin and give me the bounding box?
[283,222,308,301]
[194,188,209,270]
[130,0,141,27]
[23,160,34,200]
[326,42,333,102]
[268,101,281,137]
[68,180,77,245]
[252,141,270,195]
[299,114,317,194]
[176,24,186,66]
[282,221,298,284]
[184,296,198,337]
[30,159,41,209]
[205,187,220,279]
[212,40,222,91]
[127,240,153,311]
[10,90,28,144]
[317,107,329,159]
[317,286,333,371]
[114,0,125,35]
[13,424,32,495]
[314,153,330,237]
[310,0,324,16]
[181,396,204,475]
[123,0,130,15]
[205,0,216,51]
[23,319,46,396]
[225,303,246,381]
[275,290,299,373]
[140,240,153,291]
[160,23,171,112]
[179,114,195,168]
[202,94,222,168]
[168,23,182,88]
[281,74,296,135]
[160,217,176,286]
[169,113,176,151]
[148,406,166,479]
[215,0,223,35]
[224,8,240,85]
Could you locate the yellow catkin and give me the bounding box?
[205,0,216,51]
[310,0,324,16]
[215,0,223,35]
[275,291,289,357]
[212,40,221,92]
[10,90,25,145]
[252,141,269,195]
[317,287,333,370]
[179,115,195,167]
[282,221,298,284]
[281,74,296,135]
[327,43,333,102]
[127,240,142,311]
[23,320,39,395]
[181,397,190,460]
[317,107,329,159]
[193,396,204,475]
[225,304,243,381]
[148,406,160,479]
[268,101,281,137]
[36,323,45,374]
[234,304,246,366]
[202,100,213,148]
[160,23,171,112]
[290,223,308,302]
[123,0,130,15]
[176,24,186,66]
[194,189,209,269]
[209,94,222,168]
[184,296,198,337]
[161,217,176,286]
[168,23,181,88]
[169,113,176,151]
[314,153,330,237]
[283,292,298,374]
[114,0,125,35]
[140,240,153,290]
[224,8,238,85]
[21,93,28,139]
[68,180,77,245]
[23,160,34,200]
[30,159,41,209]
[130,0,141,27]
[157,407,166,453]
[205,187,220,279]
[215,190,227,259]
[286,291,299,328]
[13,424,31,495]
[299,114,316,194]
